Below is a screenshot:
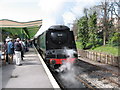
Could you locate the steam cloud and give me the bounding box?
[35,0,102,37]
[58,47,82,88]
[55,47,76,72]
[34,0,102,88]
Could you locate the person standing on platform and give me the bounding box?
[4,38,9,64]
[19,39,25,60]
[7,38,14,64]
[14,38,22,66]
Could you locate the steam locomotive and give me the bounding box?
[34,25,78,72]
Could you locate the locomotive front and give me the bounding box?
[45,25,78,70]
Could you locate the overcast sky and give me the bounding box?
[0,0,103,22]
[0,0,104,36]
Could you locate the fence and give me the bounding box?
[78,50,120,68]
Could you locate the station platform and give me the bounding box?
[2,47,60,89]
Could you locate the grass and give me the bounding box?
[76,41,119,56]
[75,41,83,49]
[91,45,119,56]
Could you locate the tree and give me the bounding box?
[96,0,120,45]
[102,1,109,45]
[110,32,120,46]
[77,16,89,49]
[77,8,89,49]
[72,20,78,40]
[88,12,98,48]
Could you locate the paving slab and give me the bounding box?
[2,48,54,88]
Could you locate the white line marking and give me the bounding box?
[34,46,60,89]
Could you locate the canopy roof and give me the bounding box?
[1,19,42,39]
[0,19,42,27]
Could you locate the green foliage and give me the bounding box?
[27,26,39,39]
[88,12,98,49]
[77,11,98,49]
[75,5,119,56]
[91,45,118,56]
[2,26,39,40]
[2,28,21,36]
[2,28,23,40]
[77,16,89,49]
[109,32,120,46]
[76,41,83,49]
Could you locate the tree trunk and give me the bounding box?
[103,1,108,45]
[103,30,106,45]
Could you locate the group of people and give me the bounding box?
[3,37,31,66]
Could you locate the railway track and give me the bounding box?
[89,70,120,87]
[52,69,105,89]
[76,59,120,88]
[53,71,95,89]
[46,58,119,89]
[75,75,99,90]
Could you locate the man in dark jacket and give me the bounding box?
[4,38,9,64]
[14,38,22,66]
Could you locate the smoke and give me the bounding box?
[58,47,82,88]
[35,0,102,37]
[55,47,76,72]
[34,0,102,87]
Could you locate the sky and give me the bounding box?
[0,0,104,36]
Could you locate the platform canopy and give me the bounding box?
[0,19,42,40]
